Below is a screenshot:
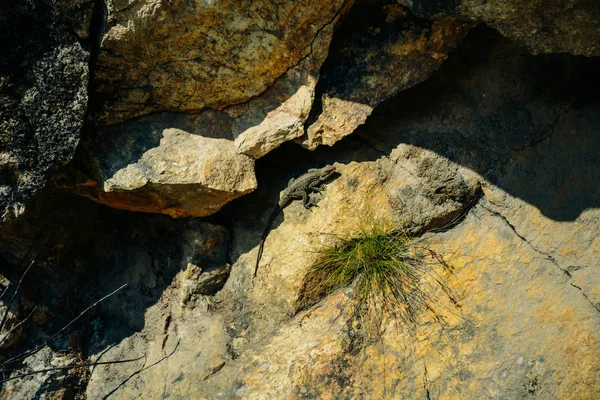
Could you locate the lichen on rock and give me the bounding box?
[93,0,348,125]
[0,0,91,221]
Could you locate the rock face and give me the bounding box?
[3,0,598,222]
[93,0,348,125]
[80,28,600,398]
[1,0,599,398]
[0,0,91,221]
[77,0,347,216]
[0,193,231,399]
[402,0,600,56]
[197,206,599,399]
[78,0,473,217]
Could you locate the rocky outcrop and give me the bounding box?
[80,0,473,217]
[76,0,347,216]
[402,0,600,56]
[76,126,257,217]
[300,0,473,149]
[81,28,600,398]
[93,0,348,125]
[3,0,598,222]
[0,0,91,221]
[193,205,600,399]
[0,0,599,398]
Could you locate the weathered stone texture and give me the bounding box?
[74,3,341,216]
[191,207,600,399]
[78,127,257,217]
[1,0,599,398]
[0,195,231,399]
[403,0,600,56]
[300,0,474,149]
[82,27,600,398]
[94,0,348,125]
[0,1,91,221]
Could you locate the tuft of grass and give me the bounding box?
[295,226,456,337]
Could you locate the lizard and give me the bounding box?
[253,165,337,278]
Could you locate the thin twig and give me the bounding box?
[1,284,128,367]
[101,339,181,399]
[0,261,35,335]
[0,354,146,384]
[0,307,37,348]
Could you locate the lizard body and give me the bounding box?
[254,165,336,278]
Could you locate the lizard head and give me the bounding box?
[321,165,336,174]
[319,165,337,180]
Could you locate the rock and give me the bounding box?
[76,127,257,217]
[83,218,232,400]
[420,205,600,399]
[220,147,481,360]
[69,15,333,219]
[93,0,348,125]
[199,206,600,399]
[231,73,317,159]
[403,0,600,56]
[180,263,232,305]
[0,0,91,221]
[0,347,80,399]
[0,275,22,349]
[83,26,599,398]
[479,102,600,309]
[70,0,342,216]
[299,0,473,149]
[228,9,338,159]
[72,13,332,217]
[190,27,600,398]
[169,11,338,160]
[0,195,231,399]
[1,2,599,398]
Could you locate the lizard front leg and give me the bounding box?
[307,195,321,208]
[302,191,311,209]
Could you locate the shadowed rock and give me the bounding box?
[299,0,474,149]
[402,0,600,56]
[0,0,92,221]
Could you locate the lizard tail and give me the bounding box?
[254,205,282,278]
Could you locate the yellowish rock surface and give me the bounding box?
[94,0,348,124]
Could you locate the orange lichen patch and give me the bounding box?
[558,329,600,398]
